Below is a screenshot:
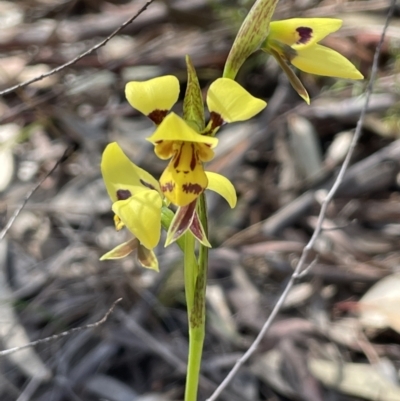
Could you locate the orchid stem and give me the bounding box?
[184,194,208,401]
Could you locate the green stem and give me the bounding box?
[184,194,208,401]
[184,229,196,315]
[185,324,205,401]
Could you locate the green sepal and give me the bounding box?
[137,244,159,271]
[161,206,185,251]
[189,212,211,248]
[223,0,279,80]
[183,55,205,132]
[165,201,197,247]
[264,47,310,104]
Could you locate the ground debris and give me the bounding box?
[0,0,399,400]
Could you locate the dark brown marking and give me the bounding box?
[139,179,155,190]
[209,111,224,130]
[182,183,203,195]
[161,182,175,193]
[296,27,313,45]
[173,143,184,169]
[147,109,168,125]
[171,200,197,239]
[116,189,132,200]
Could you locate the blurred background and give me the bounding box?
[1,0,400,400]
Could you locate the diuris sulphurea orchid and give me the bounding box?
[125,56,266,208]
[100,142,224,259]
[262,18,363,103]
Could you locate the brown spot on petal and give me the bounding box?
[148,109,168,125]
[139,179,156,190]
[117,189,132,200]
[296,27,312,45]
[182,183,203,195]
[173,143,184,169]
[209,111,224,130]
[161,182,175,193]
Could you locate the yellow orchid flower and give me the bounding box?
[125,58,266,208]
[100,142,234,252]
[100,142,162,270]
[262,18,364,103]
[147,112,217,207]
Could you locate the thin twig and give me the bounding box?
[0,0,155,96]
[206,1,396,399]
[0,144,77,242]
[0,298,122,357]
[296,255,319,279]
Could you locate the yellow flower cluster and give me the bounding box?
[100,58,266,269]
[100,7,363,270]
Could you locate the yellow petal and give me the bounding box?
[197,143,215,162]
[205,171,237,208]
[125,76,180,122]
[137,244,159,271]
[155,140,214,163]
[114,214,124,231]
[101,142,161,202]
[148,113,218,148]
[100,238,139,260]
[153,140,174,160]
[268,18,342,48]
[112,190,162,249]
[206,78,266,123]
[160,143,208,206]
[292,44,364,79]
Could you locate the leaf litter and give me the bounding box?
[0,0,400,400]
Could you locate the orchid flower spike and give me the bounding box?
[125,62,265,207]
[124,56,266,245]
